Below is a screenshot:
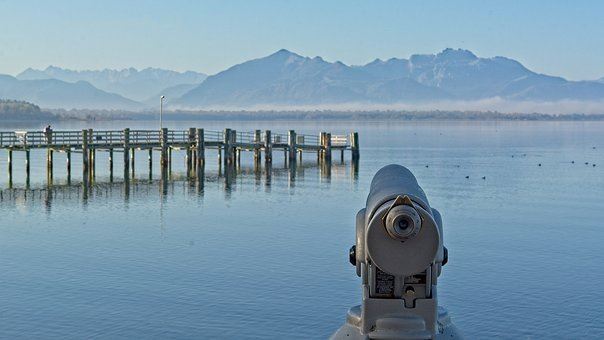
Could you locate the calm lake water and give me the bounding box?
[1,120,603,339]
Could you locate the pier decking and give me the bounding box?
[0,128,359,185]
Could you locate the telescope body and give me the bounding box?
[332,165,462,339]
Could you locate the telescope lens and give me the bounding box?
[385,205,421,240]
[398,219,410,232]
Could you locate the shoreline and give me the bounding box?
[47,110,604,122]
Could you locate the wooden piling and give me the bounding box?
[186,128,194,174]
[190,128,196,170]
[122,168,130,199]
[66,149,72,179]
[325,133,332,163]
[89,129,94,176]
[130,148,135,177]
[196,128,205,171]
[264,130,272,164]
[223,128,232,166]
[46,149,54,177]
[90,149,96,179]
[231,129,237,165]
[319,132,326,162]
[288,130,297,164]
[108,148,114,179]
[351,132,359,160]
[168,147,172,175]
[148,149,153,175]
[7,149,13,182]
[82,129,89,178]
[192,149,197,173]
[25,149,30,178]
[254,130,261,163]
[123,128,130,178]
[88,129,93,181]
[160,128,168,170]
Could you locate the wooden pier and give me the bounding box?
[0,128,359,185]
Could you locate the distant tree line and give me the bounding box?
[49,108,127,121]
[0,99,56,121]
[104,109,604,121]
[13,105,604,122]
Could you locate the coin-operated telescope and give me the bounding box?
[331,164,462,339]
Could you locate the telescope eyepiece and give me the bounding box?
[385,204,421,240]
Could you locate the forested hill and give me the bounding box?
[0,99,55,121]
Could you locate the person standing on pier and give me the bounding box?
[43,125,53,144]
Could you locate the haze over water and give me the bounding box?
[1,120,603,338]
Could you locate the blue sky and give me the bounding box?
[1,0,603,80]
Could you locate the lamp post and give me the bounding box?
[160,95,165,130]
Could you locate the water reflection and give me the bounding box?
[0,159,359,212]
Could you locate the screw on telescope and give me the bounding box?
[349,245,356,266]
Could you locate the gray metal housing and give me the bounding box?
[332,164,462,339]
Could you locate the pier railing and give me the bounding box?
[271,133,288,145]
[331,134,349,147]
[234,131,256,144]
[90,130,121,144]
[0,129,357,149]
[131,130,161,144]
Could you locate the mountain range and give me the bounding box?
[0,74,139,110]
[176,49,604,108]
[1,49,604,112]
[17,66,206,102]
